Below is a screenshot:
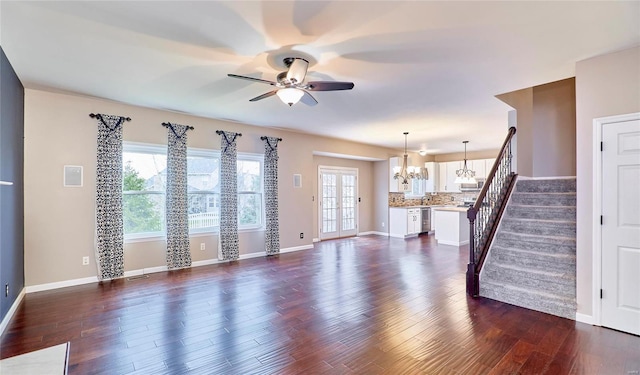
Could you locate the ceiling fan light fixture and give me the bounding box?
[277,88,304,106]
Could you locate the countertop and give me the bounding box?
[433,206,469,213]
[390,205,468,209]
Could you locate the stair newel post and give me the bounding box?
[467,206,479,297]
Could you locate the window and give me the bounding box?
[410,178,426,196]
[186,150,220,233]
[122,143,264,239]
[123,144,167,238]
[237,157,263,227]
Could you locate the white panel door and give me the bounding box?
[602,118,640,335]
[319,168,358,240]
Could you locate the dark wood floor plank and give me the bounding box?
[2,234,640,374]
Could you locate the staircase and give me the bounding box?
[479,178,576,320]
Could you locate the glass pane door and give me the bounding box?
[319,168,358,240]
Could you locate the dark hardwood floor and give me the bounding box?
[1,235,639,374]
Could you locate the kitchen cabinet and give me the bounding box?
[466,158,495,179]
[389,207,422,238]
[407,208,421,235]
[469,159,485,180]
[434,207,470,246]
[437,161,462,192]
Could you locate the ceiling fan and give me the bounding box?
[227,57,354,106]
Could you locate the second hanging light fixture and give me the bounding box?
[454,140,477,184]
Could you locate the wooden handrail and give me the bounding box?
[467,126,517,297]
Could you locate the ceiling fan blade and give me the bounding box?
[300,91,318,106]
[228,74,278,86]
[306,81,354,91]
[249,90,278,102]
[285,58,309,84]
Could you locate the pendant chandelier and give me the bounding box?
[454,141,477,184]
[393,132,427,186]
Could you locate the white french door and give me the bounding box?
[600,116,640,336]
[318,167,358,240]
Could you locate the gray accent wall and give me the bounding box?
[0,46,25,322]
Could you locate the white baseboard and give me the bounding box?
[437,240,469,246]
[312,238,320,243]
[280,244,314,253]
[575,312,595,325]
[25,276,100,293]
[25,244,316,294]
[358,231,388,236]
[124,265,168,278]
[0,288,25,336]
[240,251,267,260]
[191,258,221,267]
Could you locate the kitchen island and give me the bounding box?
[434,206,470,246]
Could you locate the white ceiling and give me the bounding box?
[1,1,638,154]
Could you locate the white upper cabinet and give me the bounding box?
[469,159,486,180]
[437,161,462,192]
[445,161,462,192]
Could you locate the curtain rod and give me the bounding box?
[216,130,242,136]
[162,122,194,130]
[89,113,131,121]
[260,136,282,141]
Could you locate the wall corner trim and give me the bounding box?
[0,288,26,336]
[575,312,596,325]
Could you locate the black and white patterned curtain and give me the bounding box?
[217,130,242,261]
[164,122,193,269]
[261,136,281,255]
[93,113,129,280]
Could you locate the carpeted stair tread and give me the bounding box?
[482,265,576,300]
[505,205,576,221]
[510,192,576,207]
[484,262,575,281]
[515,178,576,193]
[496,230,576,243]
[491,247,575,271]
[500,218,575,237]
[480,281,576,320]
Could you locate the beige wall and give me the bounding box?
[532,78,576,177]
[497,78,576,177]
[575,46,640,317]
[373,160,390,233]
[496,88,534,176]
[23,89,397,286]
